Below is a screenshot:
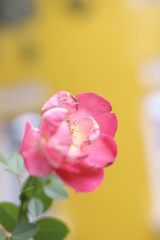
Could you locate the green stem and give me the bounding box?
[17,176,51,224]
[16,176,22,190]
[17,176,32,224]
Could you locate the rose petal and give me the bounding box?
[41,91,79,115]
[40,107,68,137]
[69,92,117,137]
[81,133,117,168]
[48,120,72,155]
[43,120,72,168]
[20,121,52,176]
[67,144,88,160]
[56,166,104,192]
[44,145,63,168]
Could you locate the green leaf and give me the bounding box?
[0,228,7,240]
[28,198,44,217]
[12,222,39,240]
[21,177,52,212]
[0,202,19,232]
[44,174,69,200]
[34,217,69,240]
[50,173,65,186]
[44,185,68,200]
[6,152,24,176]
[0,153,7,165]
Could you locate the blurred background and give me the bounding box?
[0,0,160,239]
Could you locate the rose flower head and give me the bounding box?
[20,91,118,192]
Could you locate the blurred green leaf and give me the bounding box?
[12,222,38,240]
[0,202,19,232]
[44,184,68,200]
[28,198,44,217]
[0,228,7,240]
[34,217,69,240]
[0,153,6,165]
[6,152,24,176]
[44,174,69,200]
[50,174,65,185]
[21,177,52,212]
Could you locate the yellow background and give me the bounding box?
[1,0,160,239]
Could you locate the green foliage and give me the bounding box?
[0,203,19,232]
[12,222,39,240]
[21,174,68,216]
[0,228,7,240]
[44,174,69,200]
[0,152,24,177]
[0,153,6,165]
[34,217,69,240]
[6,153,24,176]
[21,177,52,213]
[0,155,70,239]
[28,198,44,217]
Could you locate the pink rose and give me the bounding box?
[20,91,118,192]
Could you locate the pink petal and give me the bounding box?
[70,92,117,137]
[56,166,104,192]
[70,116,100,147]
[40,107,68,137]
[57,161,81,173]
[48,120,72,155]
[41,91,79,115]
[20,121,52,177]
[67,144,88,160]
[44,120,72,168]
[81,133,117,168]
[44,145,64,168]
[42,119,72,169]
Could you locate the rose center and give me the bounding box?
[67,117,100,148]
